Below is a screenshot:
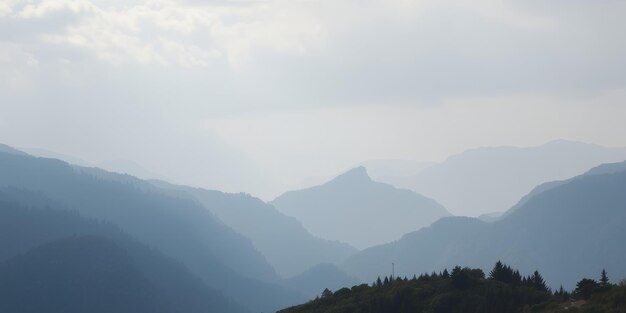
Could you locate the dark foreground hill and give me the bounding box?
[279,263,626,313]
[279,265,554,313]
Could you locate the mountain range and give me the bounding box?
[381,140,626,216]
[343,161,626,289]
[3,140,626,312]
[150,180,357,278]
[272,166,450,249]
[0,149,303,312]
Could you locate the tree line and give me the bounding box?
[281,261,625,313]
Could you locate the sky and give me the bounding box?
[1,0,626,199]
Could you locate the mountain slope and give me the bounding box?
[285,263,361,299]
[383,140,626,216]
[501,159,626,219]
[272,167,450,249]
[0,150,303,312]
[0,194,248,313]
[151,181,357,278]
[344,164,626,289]
[343,216,490,282]
[0,236,170,313]
[0,143,27,156]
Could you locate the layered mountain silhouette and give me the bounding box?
[343,161,626,289]
[272,166,450,249]
[382,140,626,216]
[4,140,626,312]
[151,181,357,278]
[0,149,303,312]
[0,193,247,313]
[502,159,626,219]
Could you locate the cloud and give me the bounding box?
[1,0,626,197]
[1,0,327,67]
[2,0,625,100]
[208,87,626,190]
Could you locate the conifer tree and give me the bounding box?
[451,266,471,289]
[513,270,522,284]
[575,278,598,299]
[600,269,609,285]
[321,288,333,298]
[489,261,519,283]
[442,268,450,279]
[489,261,504,280]
[530,271,548,292]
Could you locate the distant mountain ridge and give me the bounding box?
[5,140,626,310]
[501,159,626,219]
[0,148,303,312]
[382,140,626,216]
[272,166,450,249]
[343,161,626,289]
[150,180,358,278]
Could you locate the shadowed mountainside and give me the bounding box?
[151,180,358,278]
[0,150,303,312]
[0,193,248,313]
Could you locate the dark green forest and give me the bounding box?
[279,262,626,313]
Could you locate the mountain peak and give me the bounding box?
[272,164,449,249]
[330,166,371,184]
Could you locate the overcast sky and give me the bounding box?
[1,0,626,199]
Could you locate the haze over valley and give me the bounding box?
[2,0,626,312]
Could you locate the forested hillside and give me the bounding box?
[0,151,304,312]
[0,195,247,313]
[280,262,626,313]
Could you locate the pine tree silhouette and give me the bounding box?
[600,269,609,285]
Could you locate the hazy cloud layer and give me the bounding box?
[2,0,626,198]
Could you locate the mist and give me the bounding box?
[2,1,626,312]
[2,0,626,199]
